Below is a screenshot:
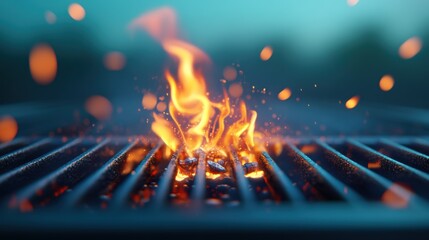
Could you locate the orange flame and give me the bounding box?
[131,7,258,156]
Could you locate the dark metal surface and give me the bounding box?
[0,136,429,239]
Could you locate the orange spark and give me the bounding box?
[278,88,292,101]
[85,96,113,120]
[0,116,18,143]
[29,44,57,85]
[68,3,86,21]
[260,46,273,61]
[345,96,360,109]
[379,75,395,92]
[399,37,422,59]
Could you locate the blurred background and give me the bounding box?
[0,0,428,138]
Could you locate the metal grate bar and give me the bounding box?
[0,138,29,157]
[13,139,111,207]
[190,150,206,206]
[348,139,429,181]
[347,139,429,199]
[110,143,162,208]
[61,140,139,207]
[152,149,181,209]
[0,138,82,197]
[287,143,363,202]
[230,149,256,207]
[379,139,429,173]
[258,152,304,202]
[316,140,419,202]
[0,138,53,174]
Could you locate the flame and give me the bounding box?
[131,7,258,156]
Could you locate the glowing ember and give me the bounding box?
[381,183,412,208]
[104,51,126,71]
[122,148,148,175]
[130,7,259,156]
[347,0,359,7]
[68,3,86,21]
[399,37,422,59]
[85,95,113,120]
[368,161,381,169]
[29,44,57,85]
[245,170,264,179]
[142,92,157,110]
[0,116,18,143]
[379,75,395,92]
[345,96,360,109]
[260,46,273,61]
[278,88,292,101]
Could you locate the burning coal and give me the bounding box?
[130,7,259,157]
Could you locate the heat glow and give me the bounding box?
[130,7,258,156]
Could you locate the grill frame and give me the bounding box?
[1,136,429,238]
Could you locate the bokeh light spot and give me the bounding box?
[399,37,422,59]
[29,44,57,85]
[68,3,86,21]
[85,96,113,120]
[104,51,126,71]
[260,46,273,61]
[223,66,237,81]
[142,92,157,110]
[228,83,243,98]
[0,116,18,143]
[278,88,292,101]
[379,75,395,92]
[345,96,360,109]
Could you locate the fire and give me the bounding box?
[131,7,259,157]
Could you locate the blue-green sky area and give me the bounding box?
[0,0,428,58]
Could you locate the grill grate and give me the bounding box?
[1,136,429,211]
